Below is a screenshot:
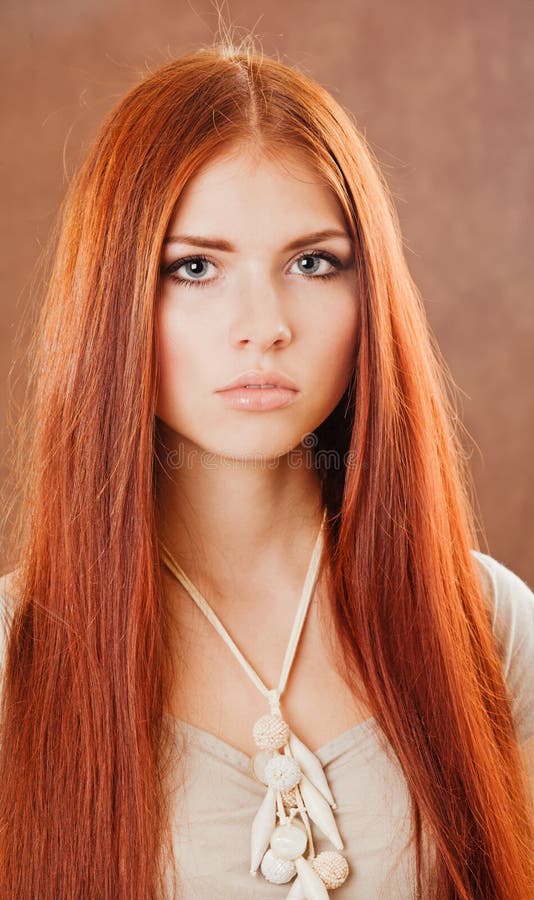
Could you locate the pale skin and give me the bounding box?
[0,146,532,811]
[153,142,534,805]
[154,144,370,755]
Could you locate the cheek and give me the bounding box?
[156,304,176,375]
[155,299,224,430]
[314,302,359,390]
[155,303,192,420]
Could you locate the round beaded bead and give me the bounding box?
[260,849,297,884]
[280,786,299,807]
[312,851,349,889]
[264,754,301,792]
[253,714,290,751]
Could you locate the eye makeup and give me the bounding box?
[160,249,353,289]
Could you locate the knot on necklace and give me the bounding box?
[267,689,282,717]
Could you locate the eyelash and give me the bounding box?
[161,250,346,289]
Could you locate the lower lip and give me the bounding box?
[216,386,299,410]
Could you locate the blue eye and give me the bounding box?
[160,249,347,289]
[180,259,210,278]
[290,251,343,278]
[163,255,215,287]
[296,256,322,274]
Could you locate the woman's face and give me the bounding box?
[156,146,359,463]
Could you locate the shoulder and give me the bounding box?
[471,549,534,675]
[0,569,19,612]
[0,569,21,667]
[0,569,20,609]
[471,549,534,745]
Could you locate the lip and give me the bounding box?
[216,369,299,392]
[216,386,299,411]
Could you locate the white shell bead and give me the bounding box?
[251,750,273,785]
[250,786,277,874]
[312,851,349,889]
[253,714,290,750]
[289,731,336,807]
[286,875,307,899]
[265,754,301,792]
[260,849,297,884]
[299,774,343,850]
[295,856,330,900]
[270,822,307,860]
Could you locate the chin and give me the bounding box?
[193,432,306,465]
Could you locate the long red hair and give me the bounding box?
[1,39,532,898]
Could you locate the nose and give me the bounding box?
[228,282,293,352]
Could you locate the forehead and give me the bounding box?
[165,145,346,237]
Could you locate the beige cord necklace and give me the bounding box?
[159,508,350,899]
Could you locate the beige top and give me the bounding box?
[1,549,533,898]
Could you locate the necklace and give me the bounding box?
[159,508,350,899]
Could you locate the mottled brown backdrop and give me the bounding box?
[1,0,533,581]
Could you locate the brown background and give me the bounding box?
[1,0,533,581]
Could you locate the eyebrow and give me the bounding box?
[162,228,353,252]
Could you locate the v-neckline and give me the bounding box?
[163,712,379,775]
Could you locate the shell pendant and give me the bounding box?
[250,712,350,898]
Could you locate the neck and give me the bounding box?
[155,426,326,605]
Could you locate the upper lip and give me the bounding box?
[217,370,298,391]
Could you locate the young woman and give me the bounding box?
[0,40,532,900]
